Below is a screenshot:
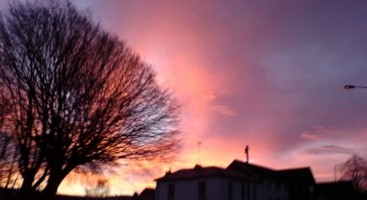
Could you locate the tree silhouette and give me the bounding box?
[0,86,20,195]
[339,155,367,192]
[0,1,179,199]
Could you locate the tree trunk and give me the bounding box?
[17,173,37,200]
[41,170,68,200]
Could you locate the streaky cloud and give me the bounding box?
[305,145,355,155]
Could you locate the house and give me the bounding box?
[155,164,256,200]
[139,188,155,200]
[277,168,315,200]
[227,160,291,200]
[228,160,316,200]
[155,160,316,200]
[314,181,355,200]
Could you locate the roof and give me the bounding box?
[315,181,355,199]
[156,160,315,185]
[227,160,276,180]
[140,188,155,195]
[316,181,354,191]
[277,167,315,184]
[156,164,253,182]
[139,187,155,200]
[227,159,315,184]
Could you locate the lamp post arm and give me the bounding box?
[344,85,367,90]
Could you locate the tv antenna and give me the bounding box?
[197,141,202,164]
[245,145,249,163]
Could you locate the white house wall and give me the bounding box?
[156,177,256,200]
[157,177,223,200]
[255,180,289,200]
[157,178,289,200]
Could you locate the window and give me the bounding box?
[228,182,233,200]
[168,184,175,200]
[241,183,246,200]
[198,181,206,200]
[275,182,281,190]
[252,185,257,200]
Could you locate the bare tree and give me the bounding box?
[339,155,367,192]
[0,84,20,199]
[0,134,20,200]
[0,134,19,188]
[0,1,179,199]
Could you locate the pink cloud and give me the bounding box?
[67,0,367,195]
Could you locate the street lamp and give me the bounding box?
[344,84,367,89]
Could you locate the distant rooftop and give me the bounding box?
[156,160,315,184]
[227,159,315,184]
[156,164,254,182]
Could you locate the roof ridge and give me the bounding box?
[230,159,276,171]
[172,165,225,173]
[277,166,311,172]
[231,159,312,173]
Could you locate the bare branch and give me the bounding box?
[339,155,367,192]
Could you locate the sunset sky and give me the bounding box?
[1,0,367,196]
